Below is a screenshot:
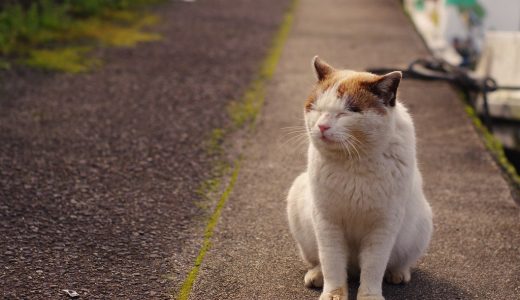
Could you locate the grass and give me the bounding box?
[70,13,160,47]
[0,0,163,72]
[24,46,99,73]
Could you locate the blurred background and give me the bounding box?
[404,0,520,173]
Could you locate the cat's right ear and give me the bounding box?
[312,56,334,81]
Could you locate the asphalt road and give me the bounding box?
[0,0,291,299]
[189,0,520,299]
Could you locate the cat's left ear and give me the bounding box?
[373,71,402,107]
[312,56,335,81]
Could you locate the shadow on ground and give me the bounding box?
[304,269,470,300]
[335,269,471,300]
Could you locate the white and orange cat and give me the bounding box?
[287,57,433,300]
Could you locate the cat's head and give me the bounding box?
[304,56,402,157]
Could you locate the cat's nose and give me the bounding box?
[318,124,330,133]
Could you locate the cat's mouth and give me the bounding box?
[320,135,337,144]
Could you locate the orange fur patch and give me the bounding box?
[337,73,387,115]
[304,71,387,115]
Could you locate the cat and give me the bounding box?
[286,56,433,300]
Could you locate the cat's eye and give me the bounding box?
[348,105,362,113]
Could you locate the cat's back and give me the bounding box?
[393,101,417,147]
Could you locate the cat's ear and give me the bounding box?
[373,71,402,107]
[312,56,335,81]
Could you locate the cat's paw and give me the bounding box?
[384,268,411,285]
[357,295,384,300]
[304,266,323,288]
[319,287,347,300]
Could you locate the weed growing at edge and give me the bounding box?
[0,0,164,72]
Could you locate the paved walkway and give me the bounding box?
[188,0,520,299]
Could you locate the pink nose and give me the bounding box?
[318,124,330,133]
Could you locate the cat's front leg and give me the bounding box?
[357,228,397,300]
[314,214,348,300]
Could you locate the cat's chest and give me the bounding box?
[309,161,397,207]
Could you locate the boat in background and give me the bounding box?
[404,0,520,172]
[475,31,520,122]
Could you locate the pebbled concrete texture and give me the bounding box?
[189,0,520,299]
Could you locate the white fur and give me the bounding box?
[287,83,433,300]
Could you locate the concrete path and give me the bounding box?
[188,0,520,299]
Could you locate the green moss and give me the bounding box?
[259,1,296,80]
[227,0,298,128]
[464,105,520,188]
[71,13,161,47]
[194,159,231,211]
[194,177,221,211]
[24,46,100,73]
[206,128,226,155]
[227,79,265,128]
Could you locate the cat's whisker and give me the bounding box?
[340,140,352,159]
[347,133,362,144]
[281,130,307,134]
[337,140,346,158]
[344,133,366,157]
[343,139,357,160]
[349,140,362,161]
[280,133,309,149]
[346,135,364,160]
[281,127,308,134]
[285,139,307,150]
[283,130,308,136]
[281,126,307,133]
[342,141,351,159]
[282,130,308,139]
[281,130,307,138]
[281,136,305,148]
[282,132,308,139]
